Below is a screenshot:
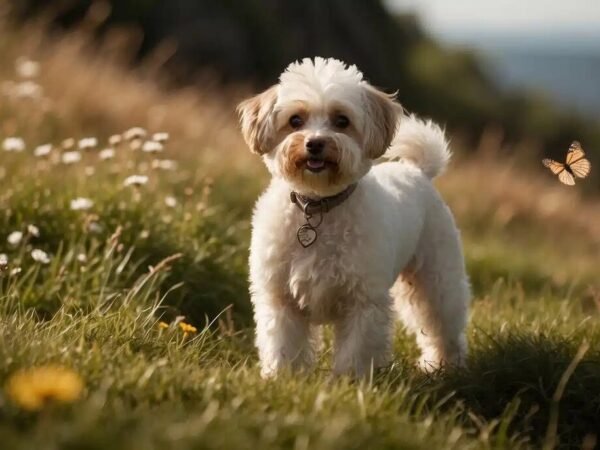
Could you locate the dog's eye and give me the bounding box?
[289,115,304,129]
[334,115,350,129]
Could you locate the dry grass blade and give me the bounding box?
[543,340,590,450]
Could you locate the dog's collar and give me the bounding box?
[289,183,358,248]
[290,183,358,216]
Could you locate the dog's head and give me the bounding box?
[238,57,400,196]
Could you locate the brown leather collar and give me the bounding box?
[290,183,358,216]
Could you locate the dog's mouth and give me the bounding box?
[298,157,337,173]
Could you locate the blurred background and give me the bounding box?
[5,0,600,184]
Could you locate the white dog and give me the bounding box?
[238,57,470,378]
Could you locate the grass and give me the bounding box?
[1,20,599,450]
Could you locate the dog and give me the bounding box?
[238,57,470,378]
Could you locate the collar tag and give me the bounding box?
[290,183,357,248]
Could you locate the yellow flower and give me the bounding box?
[158,321,169,329]
[5,365,84,411]
[178,322,197,334]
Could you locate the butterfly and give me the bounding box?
[542,141,591,186]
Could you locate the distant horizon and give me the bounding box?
[384,0,600,51]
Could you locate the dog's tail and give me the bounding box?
[382,114,451,178]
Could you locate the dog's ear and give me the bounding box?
[237,85,278,155]
[363,86,400,159]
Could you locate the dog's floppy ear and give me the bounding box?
[363,86,400,159]
[237,85,278,154]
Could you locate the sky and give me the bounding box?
[384,0,600,43]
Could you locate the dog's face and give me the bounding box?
[238,58,400,196]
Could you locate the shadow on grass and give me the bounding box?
[403,331,600,449]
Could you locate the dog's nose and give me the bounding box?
[306,138,326,155]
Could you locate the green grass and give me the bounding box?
[1,37,600,449]
[1,145,599,450]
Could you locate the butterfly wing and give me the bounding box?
[566,141,586,165]
[570,158,591,178]
[558,170,576,186]
[542,158,565,175]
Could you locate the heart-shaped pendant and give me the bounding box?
[297,224,317,248]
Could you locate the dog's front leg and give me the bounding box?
[332,298,393,378]
[253,300,317,378]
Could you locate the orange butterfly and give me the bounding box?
[542,141,591,186]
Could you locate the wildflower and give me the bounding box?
[5,365,84,411]
[123,127,147,141]
[61,138,75,149]
[165,196,177,208]
[123,175,148,187]
[140,229,150,239]
[76,253,87,263]
[7,231,23,246]
[99,148,115,160]
[10,267,22,276]
[179,321,197,339]
[129,139,143,150]
[151,159,177,171]
[0,253,8,268]
[61,151,82,165]
[34,144,52,157]
[78,137,98,150]
[108,134,122,146]
[70,197,94,211]
[152,132,169,143]
[3,137,25,152]
[27,224,40,237]
[141,140,163,153]
[31,249,50,264]
[158,321,169,329]
[15,58,40,78]
[88,222,103,234]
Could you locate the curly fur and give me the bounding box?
[238,57,470,378]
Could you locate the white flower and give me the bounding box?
[61,138,75,149]
[108,134,122,146]
[151,159,177,171]
[141,140,163,153]
[78,137,98,149]
[70,197,94,211]
[27,224,40,237]
[123,127,147,141]
[77,253,87,263]
[152,132,169,143]
[10,267,22,276]
[7,231,23,246]
[88,222,103,234]
[129,139,143,150]
[0,253,8,267]
[34,144,52,157]
[61,151,82,164]
[99,148,115,160]
[165,196,177,208]
[3,137,25,152]
[123,175,148,187]
[15,58,40,78]
[31,249,50,264]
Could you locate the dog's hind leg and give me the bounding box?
[392,207,470,371]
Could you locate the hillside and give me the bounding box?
[1,20,600,450]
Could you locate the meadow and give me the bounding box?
[1,22,600,450]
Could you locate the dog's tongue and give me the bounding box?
[306,159,325,169]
